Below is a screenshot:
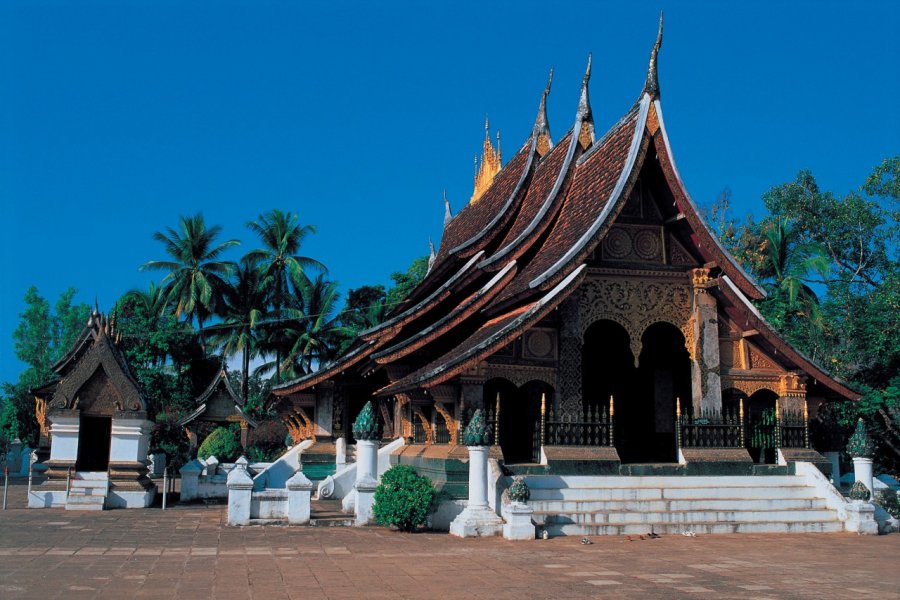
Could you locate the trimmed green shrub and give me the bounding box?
[373,465,436,532]
[877,489,900,518]
[197,426,240,462]
[849,480,871,502]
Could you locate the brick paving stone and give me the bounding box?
[1,491,900,599]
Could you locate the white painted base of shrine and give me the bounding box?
[449,505,504,537]
[107,488,156,509]
[429,499,466,530]
[27,489,68,508]
[845,501,878,534]
[503,503,536,540]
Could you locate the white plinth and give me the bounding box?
[503,502,535,540]
[110,418,153,464]
[226,458,253,526]
[286,470,315,525]
[846,501,878,534]
[48,416,80,462]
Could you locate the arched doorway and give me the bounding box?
[747,389,778,464]
[582,320,638,460]
[631,322,692,463]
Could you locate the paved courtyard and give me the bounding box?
[1,480,899,599]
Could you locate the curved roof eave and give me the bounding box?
[529,95,651,291]
[719,276,860,401]
[371,260,518,364]
[378,264,586,395]
[358,251,485,342]
[271,340,377,396]
[652,99,767,301]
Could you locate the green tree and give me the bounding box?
[245,209,324,381]
[210,258,271,401]
[141,213,239,347]
[385,255,429,309]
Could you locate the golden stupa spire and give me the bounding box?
[470,117,502,204]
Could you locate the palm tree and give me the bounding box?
[122,281,170,319]
[762,218,830,308]
[209,258,271,401]
[141,214,240,348]
[245,209,325,380]
[273,274,347,379]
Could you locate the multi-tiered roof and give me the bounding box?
[273,16,857,403]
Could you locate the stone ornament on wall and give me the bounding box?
[579,276,693,363]
[720,377,779,398]
[484,364,556,389]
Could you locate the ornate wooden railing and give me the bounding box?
[779,406,809,449]
[433,415,451,445]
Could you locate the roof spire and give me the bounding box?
[443,190,453,227]
[427,237,437,272]
[643,11,664,98]
[470,116,502,204]
[577,53,595,149]
[533,67,554,156]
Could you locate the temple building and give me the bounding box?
[179,369,258,451]
[271,16,857,485]
[30,310,156,509]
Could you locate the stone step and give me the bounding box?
[523,475,802,489]
[65,494,105,510]
[69,481,109,491]
[529,497,828,513]
[542,520,844,536]
[74,472,109,481]
[528,485,818,502]
[309,516,355,527]
[536,508,839,526]
[310,498,352,527]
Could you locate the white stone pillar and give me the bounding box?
[286,470,315,525]
[852,457,875,499]
[226,457,253,526]
[354,439,378,526]
[503,502,535,540]
[825,451,841,487]
[335,437,347,469]
[450,446,504,537]
[109,418,153,465]
[179,459,203,502]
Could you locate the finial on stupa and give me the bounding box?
[643,11,664,98]
[577,53,595,148]
[443,190,453,227]
[533,68,554,156]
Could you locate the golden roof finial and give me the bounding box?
[577,53,595,149]
[534,67,554,156]
[470,117,502,204]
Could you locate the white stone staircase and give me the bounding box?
[526,475,844,536]
[65,472,109,511]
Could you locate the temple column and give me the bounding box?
[690,269,721,415]
[558,296,583,417]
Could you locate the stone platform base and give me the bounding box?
[449,506,504,538]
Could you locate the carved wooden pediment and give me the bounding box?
[51,330,145,414]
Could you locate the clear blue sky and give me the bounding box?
[1,1,897,385]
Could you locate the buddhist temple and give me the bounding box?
[271,15,857,486]
[179,369,258,451]
[30,309,156,509]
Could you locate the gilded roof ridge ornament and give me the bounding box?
[533,67,554,156]
[443,190,453,227]
[643,11,664,98]
[577,53,595,149]
[470,116,502,204]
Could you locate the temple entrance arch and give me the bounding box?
[628,322,691,463]
[484,377,546,464]
[582,318,634,415]
[747,389,778,464]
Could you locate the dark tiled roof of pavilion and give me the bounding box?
[273,15,856,403]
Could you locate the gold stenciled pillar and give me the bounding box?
[690,268,722,415]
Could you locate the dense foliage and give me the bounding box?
[197,426,241,462]
[2,206,429,459]
[711,157,899,472]
[245,419,289,462]
[373,465,437,532]
[876,490,900,519]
